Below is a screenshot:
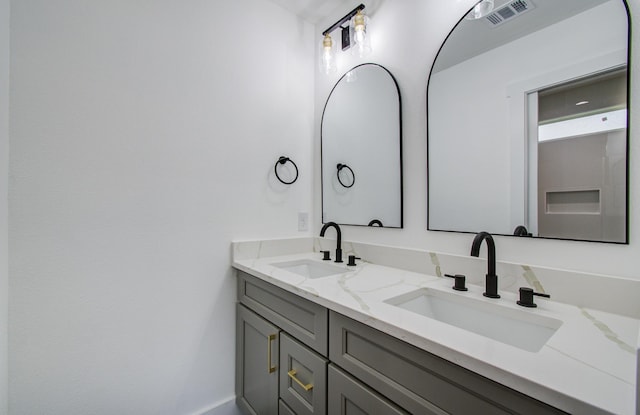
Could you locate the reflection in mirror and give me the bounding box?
[336,163,356,188]
[533,69,627,241]
[322,64,402,228]
[427,0,629,243]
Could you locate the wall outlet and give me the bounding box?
[298,212,308,231]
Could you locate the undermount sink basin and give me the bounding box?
[271,259,349,279]
[385,288,562,352]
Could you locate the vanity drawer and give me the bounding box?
[328,364,410,415]
[279,399,296,415]
[279,332,328,415]
[329,312,566,415]
[238,271,328,354]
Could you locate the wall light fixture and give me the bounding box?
[350,9,371,57]
[321,33,337,75]
[320,4,370,74]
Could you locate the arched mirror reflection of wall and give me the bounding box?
[427,0,629,243]
[322,63,403,228]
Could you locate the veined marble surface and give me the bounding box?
[232,237,639,415]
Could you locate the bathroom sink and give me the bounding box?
[271,259,349,279]
[385,288,562,352]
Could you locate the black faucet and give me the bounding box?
[470,231,500,299]
[513,225,532,237]
[320,222,343,263]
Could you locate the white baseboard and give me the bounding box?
[196,396,243,415]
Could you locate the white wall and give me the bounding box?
[9,1,313,414]
[314,0,640,279]
[0,0,8,412]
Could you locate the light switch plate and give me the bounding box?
[298,212,308,231]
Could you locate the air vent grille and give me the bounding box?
[497,7,515,20]
[486,14,501,25]
[484,0,535,27]
[511,0,529,13]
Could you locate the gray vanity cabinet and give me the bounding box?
[328,365,409,415]
[236,271,330,415]
[329,312,566,415]
[236,271,566,415]
[236,304,280,415]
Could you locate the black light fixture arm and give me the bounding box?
[322,4,365,36]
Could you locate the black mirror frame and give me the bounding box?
[321,63,404,229]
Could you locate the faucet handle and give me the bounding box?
[347,255,361,266]
[320,250,331,261]
[444,274,468,291]
[517,287,550,308]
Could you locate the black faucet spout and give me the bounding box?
[470,231,500,298]
[320,222,343,263]
[513,225,531,237]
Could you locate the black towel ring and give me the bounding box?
[275,156,298,185]
[368,219,383,227]
[337,163,355,188]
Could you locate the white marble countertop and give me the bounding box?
[232,240,638,415]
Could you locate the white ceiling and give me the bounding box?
[432,0,612,72]
[266,0,347,24]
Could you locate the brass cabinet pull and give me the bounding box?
[267,334,277,373]
[287,369,314,391]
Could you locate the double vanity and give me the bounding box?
[232,237,639,415]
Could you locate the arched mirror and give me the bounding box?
[322,63,403,228]
[427,0,629,243]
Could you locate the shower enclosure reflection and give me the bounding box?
[530,69,627,241]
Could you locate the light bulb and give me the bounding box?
[465,0,494,20]
[350,10,371,58]
[320,34,336,75]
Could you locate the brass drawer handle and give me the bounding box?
[287,369,314,391]
[267,334,277,373]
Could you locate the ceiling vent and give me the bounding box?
[484,0,536,27]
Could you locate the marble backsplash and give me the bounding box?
[232,237,640,319]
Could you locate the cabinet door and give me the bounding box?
[279,333,327,415]
[236,304,280,415]
[328,365,410,415]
